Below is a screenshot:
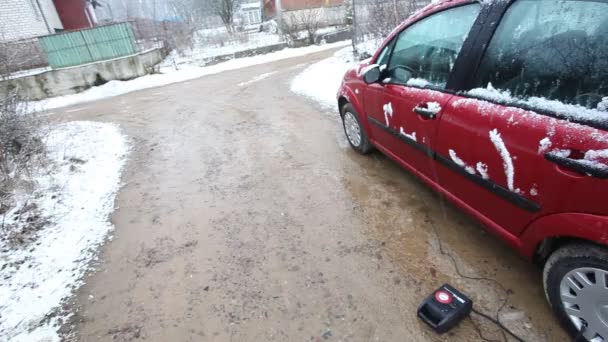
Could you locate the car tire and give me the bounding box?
[341,103,372,154]
[543,243,608,341]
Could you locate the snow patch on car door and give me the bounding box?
[538,137,552,153]
[427,101,442,112]
[449,149,475,175]
[489,129,517,192]
[399,127,417,142]
[476,162,489,180]
[383,102,393,126]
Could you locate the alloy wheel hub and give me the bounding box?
[344,112,361,147]
[560,267,608,341]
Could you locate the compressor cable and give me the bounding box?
[421,194,527,342]
[471,307,525,342]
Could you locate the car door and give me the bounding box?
[362,3,481,178]
[434,0,608,237]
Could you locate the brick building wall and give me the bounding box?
[0,0,56,42]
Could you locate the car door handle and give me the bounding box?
[545,152,608,178]
[413,106,438,119]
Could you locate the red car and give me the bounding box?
[338,0,608,339]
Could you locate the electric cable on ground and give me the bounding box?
[420,193,527,342]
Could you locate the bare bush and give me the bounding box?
[0,48,48,242]
[215,0,238,34]
[367,0,417,38]
[0,89,45,193]
[0,38,48,75]
[131,18,195,55]
[281,7,323,45]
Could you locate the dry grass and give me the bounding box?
[0,51,50,244]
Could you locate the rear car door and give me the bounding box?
[362,3,481,177]
[434,0,608,237]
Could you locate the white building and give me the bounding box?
[239,2,262,25]
[0,0,63,42]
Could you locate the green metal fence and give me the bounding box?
[39,23,138,69]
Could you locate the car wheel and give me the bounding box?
[341,103,372,154]
[543,243,608,341]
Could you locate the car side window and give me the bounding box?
[387,4,480,88]
[472,0,608,112]
[376,39,395,68]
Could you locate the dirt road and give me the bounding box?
[56,48,567,341]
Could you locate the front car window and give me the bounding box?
[377,39,395,68]
[387,4,480,88]
[472,0,608,112]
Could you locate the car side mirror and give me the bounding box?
[362,64,381,84]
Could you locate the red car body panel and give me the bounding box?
[520,213,608,257]
[337,0,608,260]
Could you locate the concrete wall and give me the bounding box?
[3,48,165,100]
[0,0,53,41]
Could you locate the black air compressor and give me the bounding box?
[417,284,473,333]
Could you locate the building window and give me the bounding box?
[243,10,260,25]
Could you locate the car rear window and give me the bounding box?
[471,0,608,117]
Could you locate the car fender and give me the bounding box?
[519,212,608,259]
[337,82,372,137]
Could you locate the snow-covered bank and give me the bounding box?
[290,47,357,109]
[0,122,129,341]
[162,30,284,67]
[30,41,351,112]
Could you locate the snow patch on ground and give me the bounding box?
[489,129,515,191]
[0,122,129,341]
[290,46,356,109]
[30,41,351,112]
[5,67,51,80]
[161,30,284,68]
[237,71,277,87]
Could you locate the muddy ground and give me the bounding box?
[55,48,568,341]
